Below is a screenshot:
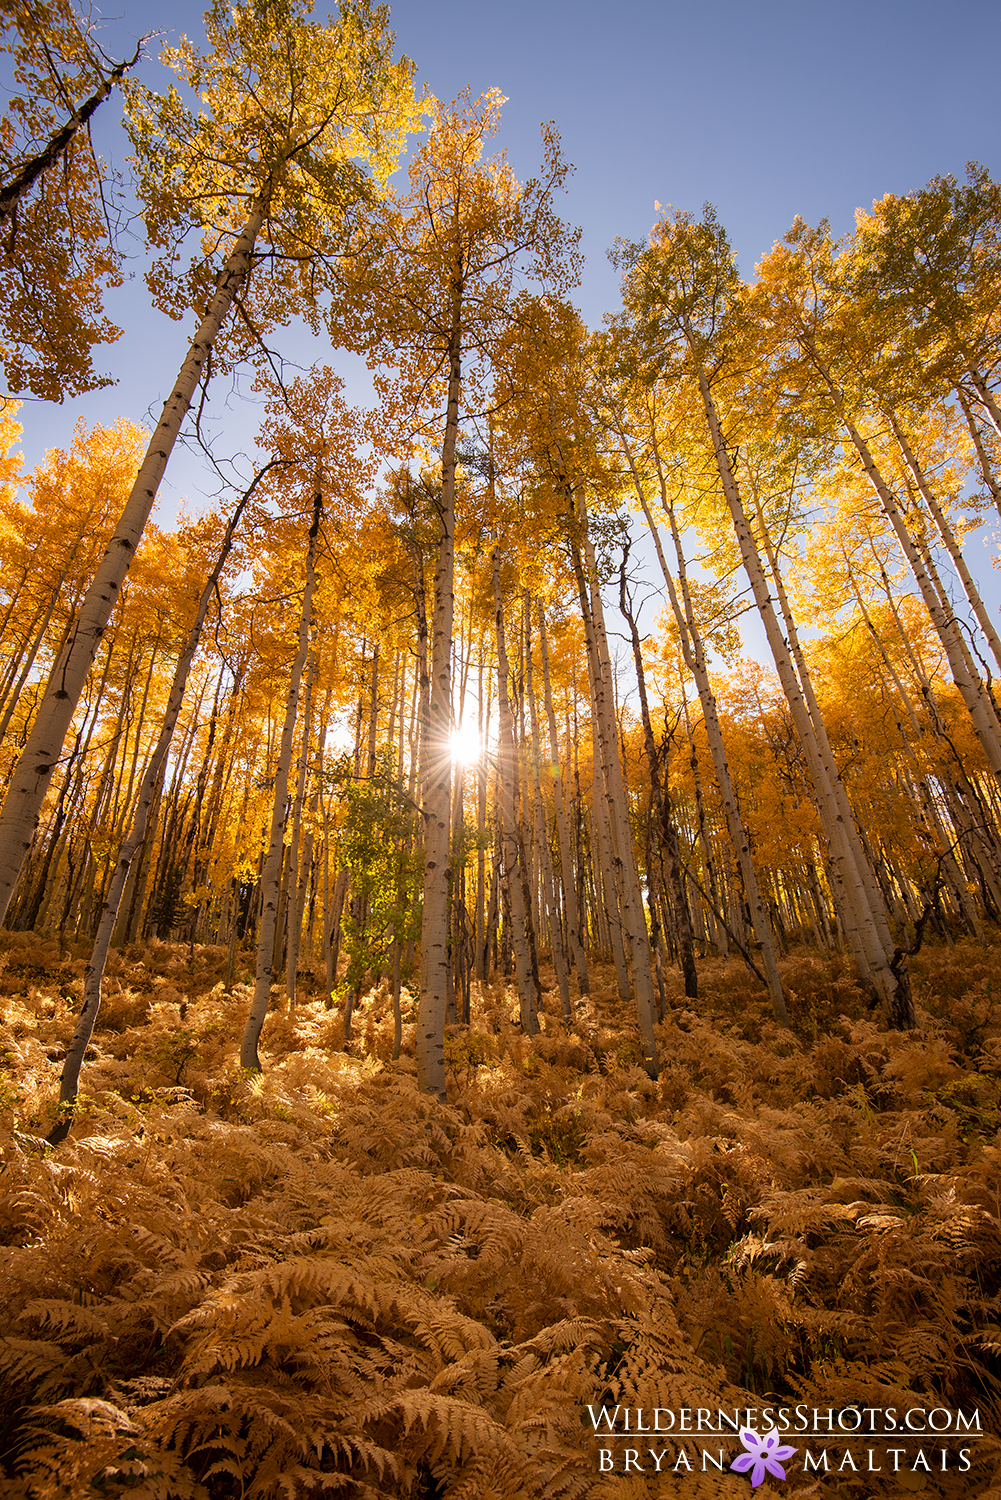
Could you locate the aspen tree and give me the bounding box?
[0,0,414,929]
[886,411,1001,677]
[617,546,698,998]
[339,94,575,1097]
[491,547,539,1032]
[850,167,1001,433]
[605,378,786,1017]
[758,223,1001,785]
[955,385,1001,521]
[537,604,589,994]
[490,298,660,1055]
[241,488,322,1071]
[524,594,571,1016]
[0,1,148,396]
[618,210,922,1022]
[474,642,490,981]
[568,503,659,1075]
[284,650,317,1004]
[47,468,272,1141]
[588,733,630,995]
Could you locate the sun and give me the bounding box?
[449,720,481,764]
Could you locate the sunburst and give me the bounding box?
[449,720,481,764]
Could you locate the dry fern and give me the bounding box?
[0,936,999,1496]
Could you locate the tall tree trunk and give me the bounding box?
[0,42,143,220]
[416,299,460,1099]
[0,200,269,926]
[537,603,589,995]
[890,411,1001,676]
[524,596,570,1018]
[567,499,659,1077]
[630,464,784,1015]
[492,548,538,1034]
[284,651,317,1005]
[48,466,262,1141]
[747,482,916,1027]
[241,486,323,1071]
[803,337,1001,782]
[956,385,1001,522]
[689,346,898,1024]
[474,644,489,982]
[618,549,698,998]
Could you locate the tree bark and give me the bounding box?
[241,486,322,1071]
[617,549,698,998]
[628,455,785,1016]
[0,42,143,221]
[0,200,268,927]
[284,650,317,1005]
[415,298,459,1099]
[524,595,570,1017]
[567,501,659,1076]
[537,603,589,995]
[48,465,262,1141]
[492,549,539,1034]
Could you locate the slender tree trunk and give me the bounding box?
[748,483,916,1026]
[48,467,261,1141]
[618,550,698,997]
[0,43,143,221]
[537,604,589,995]
[284,650,317,1004]
[890,411,1001,676]
[0,200,269,926]
[474,645,488,982]
[416,298,460,1099]
[492,548,538,1033]
[524,596,570,1018]
[590,737,630,993]
[967,366,1001,446]
[241,486,322,1071]
[803,338,1001,781]
[631,464,784,1014]
[326,866,348,1001]
[567,498,658,1076]
[690,347,901,1025]
[956,385,1001,522]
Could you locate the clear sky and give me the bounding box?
[18,0,1001,458]
[11,0,1001,628]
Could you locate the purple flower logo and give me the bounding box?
[730,1428,798,1486]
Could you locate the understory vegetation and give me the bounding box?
[1,936,999,1498]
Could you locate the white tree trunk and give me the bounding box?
[0,203,267,926]
[890,412,1001,676]
[241,488,322,1071]
[492,549,538,1033]
[804,339,1001,781]
[284,650,317,1004]
[415,304,459,1099]
[524,596,570,1016]
[692,357,903,1020]
[571,507,659,1076]
[626,455,788,1023]
[48,468,260,1141]
[537,602,589,995]
[955,385,1001,522]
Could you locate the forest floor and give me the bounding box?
[0,935,999,1498]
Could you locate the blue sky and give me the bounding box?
[10,0,1001,652]
[17,0,1001,459]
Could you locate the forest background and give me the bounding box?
[2,2,1001,1499]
